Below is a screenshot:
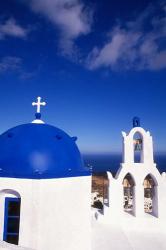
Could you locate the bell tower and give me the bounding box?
[122,117,155,167]
[116,118,161,218]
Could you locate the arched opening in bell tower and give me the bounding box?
[143,174,158,216]
[123,173,135,215]
[133,132,143,163]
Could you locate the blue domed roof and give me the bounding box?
[0,123,90,179]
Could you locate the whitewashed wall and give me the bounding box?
[0,176,91,250]
[101,127,166,225]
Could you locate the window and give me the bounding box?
[3,197,21,245]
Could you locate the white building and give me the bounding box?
[0,100,165,250]
[93,117,166,250]
[0,97,91,250]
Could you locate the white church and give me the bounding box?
[0,97,166,250]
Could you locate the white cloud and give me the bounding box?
[0,56,37,80]
[87,2,166,71]
[25,0,92,54]
[19,71,36,80]
[0,56,22,73]
[0,18,28,39]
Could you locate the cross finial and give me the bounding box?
[32,97,46,123]
[32,97,46,114]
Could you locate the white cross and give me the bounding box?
[32,97,46,113]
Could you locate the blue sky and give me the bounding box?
[0,0,165,154]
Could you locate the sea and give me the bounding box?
[83,153,166,175]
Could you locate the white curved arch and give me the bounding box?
[0,189,21,198]
[122,126,154,165]
[128,127,150,138]
[143,173,158,186]
[122,172,136,186]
